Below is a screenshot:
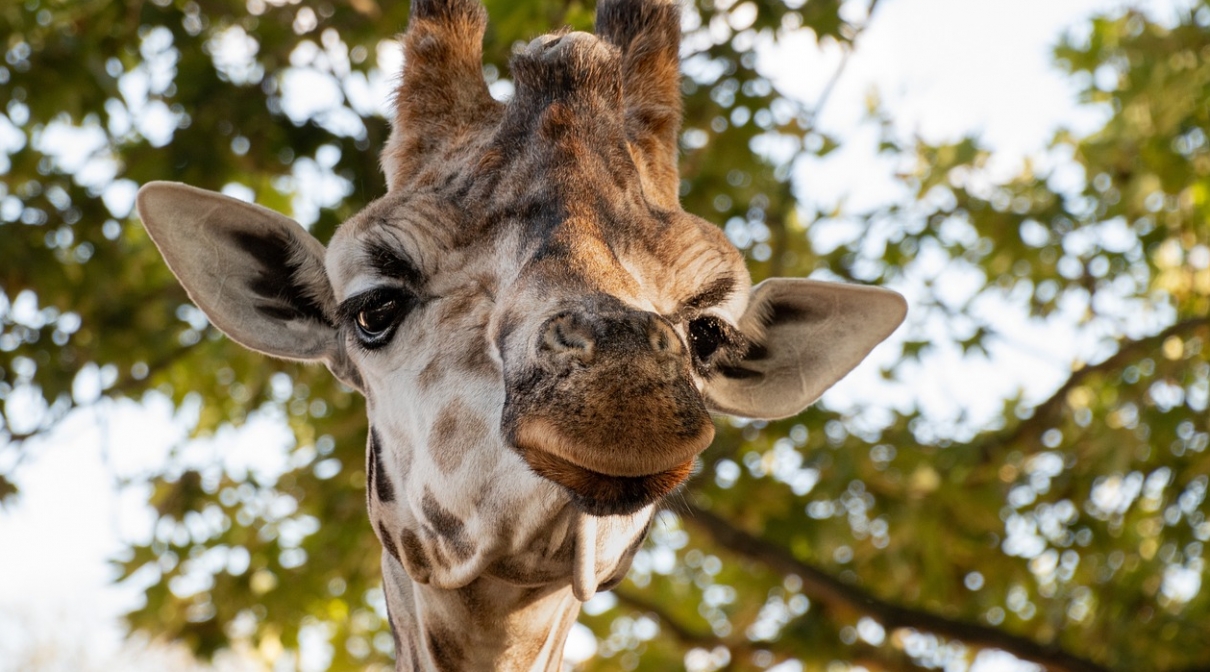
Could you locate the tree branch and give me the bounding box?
[107,343,198,398]
[806,0,882,131]
[973,315,1210,462]
[681,503,1112,672]
[614,583,920,672]
[614,586,781,671]
[612,586,716,648]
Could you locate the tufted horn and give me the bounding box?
[382,0,500,190]
[595,0,684,209]
[485,30,639,195]
[507,32,627,130]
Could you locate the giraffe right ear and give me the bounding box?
[136,182,347,370]
[703,278,906,420]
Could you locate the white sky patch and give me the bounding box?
[103,179,140,219]
[1162,562,1204,604]
[209,26,264,85]
[0,113,26,173]
[35,120,110,176]
[0,397,294,670]
[281,67,346,123]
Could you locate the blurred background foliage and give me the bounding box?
[1,0,1208,671]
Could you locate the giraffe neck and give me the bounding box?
[382,551,582,671]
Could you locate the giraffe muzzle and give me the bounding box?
[519,443,698,516]
[504,307,715,514]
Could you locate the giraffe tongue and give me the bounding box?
[572,512,600,602]
[571,508,657,602]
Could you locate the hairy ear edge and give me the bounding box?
[136,182,343,365]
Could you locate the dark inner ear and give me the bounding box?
[715,331,770,381]
[717,359,763,380]
[718,294,835,380]
[702,277,907,420]
[765,302,812,326]
[229,229,333,327]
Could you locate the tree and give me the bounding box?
[1,0,1206,671]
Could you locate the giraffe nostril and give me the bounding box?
[540,309,684,367]
[647,318,683,358]
[542,314,595,361]
[553,323,585,349]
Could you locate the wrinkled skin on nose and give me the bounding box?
[501,295,715,515]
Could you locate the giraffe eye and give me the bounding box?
[356,300,398,336]
[344,288,415,348]
[688,317,726,362]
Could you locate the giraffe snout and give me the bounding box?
[537,308,684,371]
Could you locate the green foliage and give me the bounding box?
[2,1,1207,671]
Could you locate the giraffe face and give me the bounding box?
[318,21,771,518]
[136,0,906,596]
[323,161,753,517]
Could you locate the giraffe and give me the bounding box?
[134,0,907,668]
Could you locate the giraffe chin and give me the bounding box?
[520,446,696,516]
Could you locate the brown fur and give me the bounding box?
[370,429,397,503]
[422,488,474,562]
[425,622,465,671]
[417,357,444,391]
[380,520,403,564]
[400,527,433,584]
[428,400,478,474]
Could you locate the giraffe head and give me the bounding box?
[137,0,904,596]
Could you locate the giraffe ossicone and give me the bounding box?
[136,0,907,667]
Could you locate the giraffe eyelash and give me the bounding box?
[687,315,747,377]
[339,287,420,350]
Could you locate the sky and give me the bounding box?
[0,0,1193,670]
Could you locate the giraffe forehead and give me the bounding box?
[326,178,747,315]
[325,191,489,299]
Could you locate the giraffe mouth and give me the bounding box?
[518,445,696,516]
[500,300,716,511]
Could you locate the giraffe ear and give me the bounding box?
[136,181,344,366]
[702,278,907,420]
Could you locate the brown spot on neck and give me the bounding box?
[428,400,486,474]
[378,521,401,564]
[425,622,465,671]
[422,488,474,562]
[399,527,432,584]
[455,336,498,378]
[418,356,444,391]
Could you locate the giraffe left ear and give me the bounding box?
[136,182,360,390]
[702,278,907,420]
